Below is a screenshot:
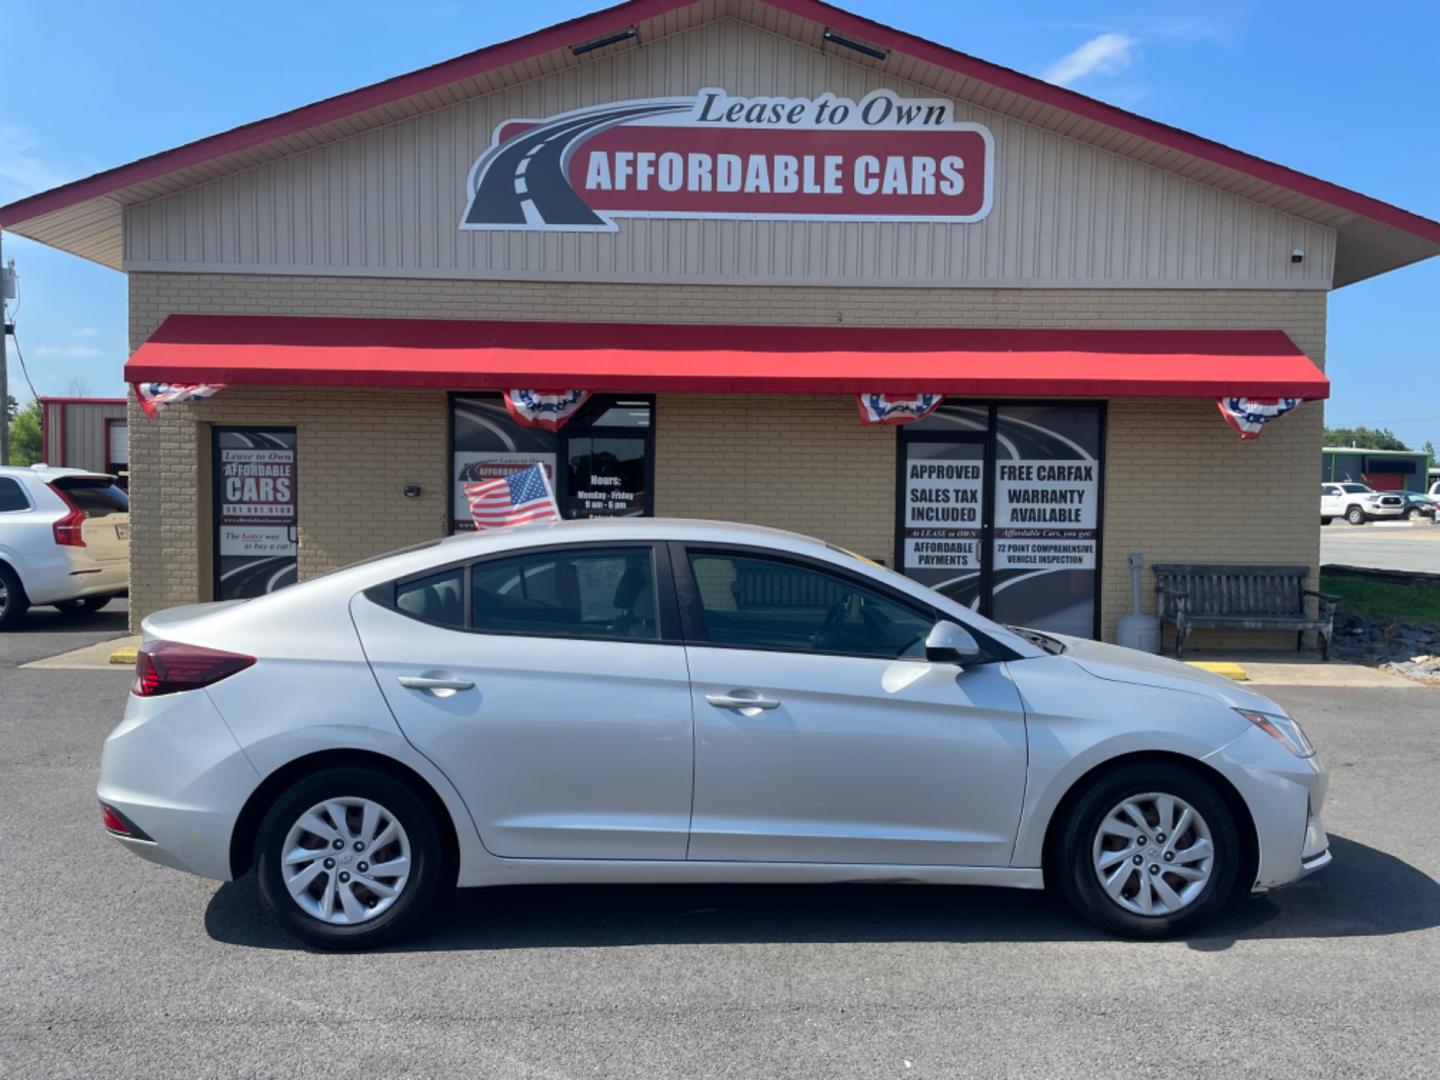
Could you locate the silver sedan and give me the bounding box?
[98,519,1330,948]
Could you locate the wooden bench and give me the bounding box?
[1152,564,1341,660]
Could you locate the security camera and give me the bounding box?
[1291,248,1305,264]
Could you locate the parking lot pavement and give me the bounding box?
[1321,520,1440,573]
[1,661,1437,1079]
[0,596,131,668]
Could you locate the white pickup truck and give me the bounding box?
[1321,482,1405,525]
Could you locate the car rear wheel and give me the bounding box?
[1055,762,1239,938]
[1402,507,1416,521]
[1345,506,1366,525]
[0,564,29,631]
[255,767,445,950]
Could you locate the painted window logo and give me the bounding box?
[460,89,994,231]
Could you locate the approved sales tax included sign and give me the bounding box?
[461,89,994,231]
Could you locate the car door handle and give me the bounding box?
[398,674,476,693]
[706,692,781,710]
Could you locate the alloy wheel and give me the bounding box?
[1091,792,1215,917]
[280,797,412,925]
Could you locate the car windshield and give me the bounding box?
[52,476,128,517]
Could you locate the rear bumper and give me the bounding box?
[97,688,259,881]
[22,549,129,605]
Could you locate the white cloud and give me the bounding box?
[0,126,73,199]
[1043,33,1138,88]
[74,327,100,337]
[36,345,103,359]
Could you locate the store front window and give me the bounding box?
[897,402,1104,638]
[450,394,654,531]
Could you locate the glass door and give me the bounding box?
[897,403,1105,637]
[897,430,991,612]
[560,398,654,519]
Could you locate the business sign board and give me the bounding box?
[461,89,993,231]
[213,428,298,601]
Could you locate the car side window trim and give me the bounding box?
[667,540,1019,663]
[368,539,684,644]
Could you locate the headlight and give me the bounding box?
[1236,708,1316,758]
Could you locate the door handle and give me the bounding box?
[706,691,781,711]
[398,674,476,693]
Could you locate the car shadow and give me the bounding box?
[13,604,130,634]
[204,835,1440,953]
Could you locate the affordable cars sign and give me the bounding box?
[461,89,994,231]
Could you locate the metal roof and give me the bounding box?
[3,0,1438,285]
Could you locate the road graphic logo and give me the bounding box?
[460,88,994,232]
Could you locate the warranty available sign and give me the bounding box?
[460,89,994,231]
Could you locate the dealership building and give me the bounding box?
[3,0,1438,642]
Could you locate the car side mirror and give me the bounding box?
[925,620,982,665]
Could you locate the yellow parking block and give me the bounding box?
[1185,661,1248,681]
[109,646,139,667]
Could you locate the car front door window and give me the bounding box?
[686,552,934,659]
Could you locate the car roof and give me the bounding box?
[0,464,114,483]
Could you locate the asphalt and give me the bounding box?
[1,618,1438,1078]
[1321,520,1440,574]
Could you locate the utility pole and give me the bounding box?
[1,227,9,466]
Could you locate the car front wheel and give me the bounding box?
[255,767,445,949]
[1055,762,1240,938]
[1345,506,1366,525]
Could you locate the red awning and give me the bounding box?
[125,315,1330,398]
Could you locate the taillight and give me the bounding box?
[101,804,131,835]
[48,484,87,547]
[133,640,256,696]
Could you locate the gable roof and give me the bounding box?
[4,0,1437,285]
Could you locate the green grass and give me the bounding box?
[1321,574,1440,624]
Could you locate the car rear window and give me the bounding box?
[0,477,30,512]
[53,477,129,518]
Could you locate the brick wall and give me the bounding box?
[128,272,1326,647]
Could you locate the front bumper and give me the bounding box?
[1204,724,1331,893]
[97,688,260,881]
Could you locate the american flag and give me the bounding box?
[463,464,560,530]
[132,382,227,417]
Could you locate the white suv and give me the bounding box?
[1320,482,1405,526]
[0,465,130,629]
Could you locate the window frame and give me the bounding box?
[366,540,684,645]
[668,541,1018,663]
[0,476,34,514]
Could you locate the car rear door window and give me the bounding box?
[52,477,129,518]
[0,478,29,512]
[685,551,933,659]
[470,547,659,641]
[395,568,465,628]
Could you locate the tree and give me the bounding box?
[1322,425,1410,451]
[6,399,42,466]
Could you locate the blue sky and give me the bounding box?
[3,0,1437,449]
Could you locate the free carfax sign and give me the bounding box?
[460,88,995,231]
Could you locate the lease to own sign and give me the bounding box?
[461,89,994,231]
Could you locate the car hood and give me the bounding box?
[1047,634,1285,713]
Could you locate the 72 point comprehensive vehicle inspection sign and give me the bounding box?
[461,89,994,231]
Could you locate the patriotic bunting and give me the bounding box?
[503,389,591,430]
[856,392,944,426]
[132,382,227,417]
[464,463,561,531]
[1216,397,1304,440]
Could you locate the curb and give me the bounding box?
[109,646,138,666]
[1185,661,1248,681]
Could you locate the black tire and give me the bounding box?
[1053,761,1240,939]
[1320,517,1332,526]
[1402,507,1416,521]
[55,595,112,615]
[1345,505,1366,525]
[255,767,446,950]
[0,563,29,631]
